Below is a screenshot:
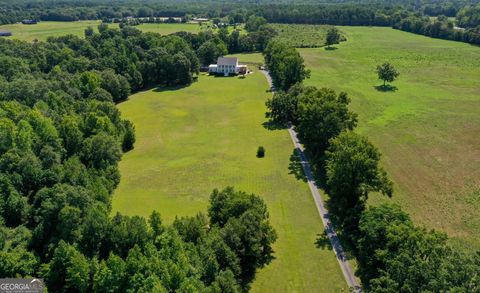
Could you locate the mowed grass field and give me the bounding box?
[133,22,201,35]
[226,52,264,65]
[0,21,204,42]
[112,71,347,292]
[0,21,114,41]
[299,26,480,250]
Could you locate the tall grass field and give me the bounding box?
[299,26,480,251]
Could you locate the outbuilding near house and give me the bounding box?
[22,19,37,24]
[0,30,12,37]
[208,57,248,76]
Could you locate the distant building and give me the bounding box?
[192,17,209,23]
[208,57,248,76]
[22,19,37,25]
[0,30,12,37]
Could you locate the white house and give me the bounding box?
[208,57,248,76]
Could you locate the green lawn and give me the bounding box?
[299,26,480,250]
[112,70,347,292]
[226,52,264,65]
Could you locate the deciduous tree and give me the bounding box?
[376,62,399,87]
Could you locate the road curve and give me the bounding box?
[260,70,361,292]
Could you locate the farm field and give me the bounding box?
[112,70,348,292]
[272,23,344,48]
[0,20,115,41]
[298,26,480,250]
[134,22,201,34]
[0,21,220,42]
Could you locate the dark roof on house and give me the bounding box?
[217,57,238,66]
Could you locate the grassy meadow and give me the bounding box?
[272,23,345,48]
[0,21,114,41]
[112,71,347,292]
[226,52,264,65]
[0,21,208,42]
[134,22,201,34]
[272,23,340,48]
[298,26,480,250]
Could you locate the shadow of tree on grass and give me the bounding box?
[152,84,191,93]
[324,46,338,51]
[374,84,398,92]
[262,120,288,131]
[288,149,307,182]
[315,231,333,250]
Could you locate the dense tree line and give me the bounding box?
[357,203,480,291]
[173,25,275,66]
[394,14,480,45]
[0,23,277,291]
[0,0,227,24]
[252,5,480,45]
[457,4,480,28]
[1,0,480,46]
[264,47,479,291]
[263,41,310,91]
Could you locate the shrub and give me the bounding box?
[257,146,265,158]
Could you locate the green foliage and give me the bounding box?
[0,248,38,277]
[264,40,310,91]
[357,204,480,291]
[256,146,265,158]
[245,15,267,32]
[376,62,400,86]
[325,131,393,236]
[84,26,94,38]
[326,131,393,203]
[99,70,131,103]
[81,133,121,170]
[265,84,303,124]
[209,187,277,285]
[42,241,90,292]
[325,26,341,47]
[111,71,344,292]
[295,87,358,163]
[122,120,136,152]
[272,24,345,48]
[197,40,228,65]
[78,71,101,98]
[457,4,480,28]
[89,87,114,102]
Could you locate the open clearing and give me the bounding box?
[272,23,339,48]
[0,21,114,41]
[0,21,204,41]
[298,26,480,250]
[112,71,347,292]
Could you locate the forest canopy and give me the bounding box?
[0,23,277,291]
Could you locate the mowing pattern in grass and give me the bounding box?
[272,23,344,48]
[112,71,347,292]
[300,26,480,250]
